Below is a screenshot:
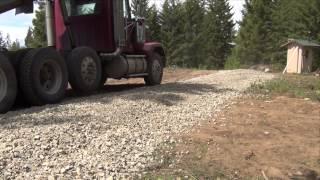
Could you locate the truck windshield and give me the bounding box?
[63,0,101,16]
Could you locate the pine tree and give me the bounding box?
[311,0,320,38]
[131,1,161,42]
[25,27,34,48]
[271,0,308,66]
[9,39,21,51]
[204,0,235,69]
[180,0,205,68]
[271,0,320,68]
[272,0,316,41]
[228,0,275,67]
[160,0,185,66]
[146,4,161,42]
[306,0,320,69]
[0,32,7,48]
[160,0,173,64]
[5,34,11,48]
[131,0,150,18]
[32,5,46,47]
[0,32,11,49]
[25,5,46,48]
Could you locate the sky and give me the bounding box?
[0,0,245,45]
[0,9,34,43]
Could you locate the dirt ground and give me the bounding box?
[108,68,214,84]
[152,96,320,179]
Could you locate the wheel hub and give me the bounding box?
[81,57,97,85]
[0,68,8,102]
[39,61,62,95]
[152,60,162,80]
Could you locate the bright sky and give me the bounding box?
[0,0,244,45]
[0,10,34,43]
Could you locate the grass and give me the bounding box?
[249,74,320,101]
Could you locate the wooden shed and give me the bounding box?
[282,39,320,74]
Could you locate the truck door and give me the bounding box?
[61,0,115,52]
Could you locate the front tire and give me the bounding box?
[67,47,102,94]
[19,48,68,106]
[144,53,164,86]
[0,53,17,113]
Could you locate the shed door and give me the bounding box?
[287,45,300,73]
[302,49,312,73]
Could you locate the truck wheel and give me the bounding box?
[19,48,68,106]
[67,47,102,94]
[144,53,164,86]
[0,53,17,113]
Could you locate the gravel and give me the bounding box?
[0,69,274,179]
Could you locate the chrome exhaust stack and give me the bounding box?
[45,0,55,47]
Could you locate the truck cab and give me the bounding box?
[0,0,166,113]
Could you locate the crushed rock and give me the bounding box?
[0,69,273,178]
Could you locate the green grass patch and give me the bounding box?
[249,74,320,101]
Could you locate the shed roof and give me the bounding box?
[281,39,320,48]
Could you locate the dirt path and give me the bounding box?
[107,68,214,85]
[159,96,320,179]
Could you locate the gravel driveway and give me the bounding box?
[0,69,274,179]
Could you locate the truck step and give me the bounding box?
[126,73,148,78]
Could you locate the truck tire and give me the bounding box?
[67,47,102,94]
[144,53,164,86]
[0,53,17,113]
[7,48,32,68]
[19,48,68,106]
[7,48,32,105]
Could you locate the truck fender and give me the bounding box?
[142,42,166,67]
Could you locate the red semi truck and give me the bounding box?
[0,0,166,113]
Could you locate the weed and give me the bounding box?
[249,74,320,101]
